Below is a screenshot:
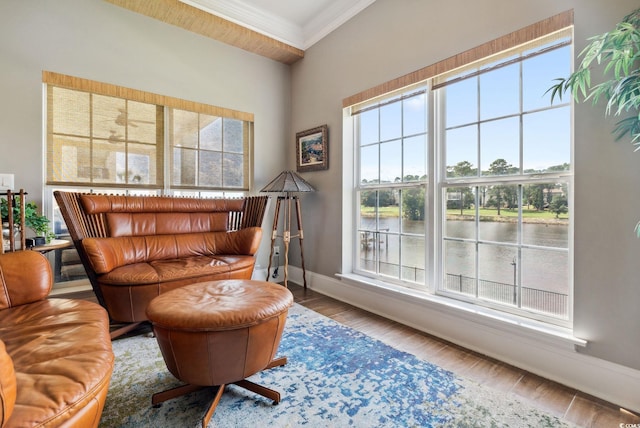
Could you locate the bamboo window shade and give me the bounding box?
[344,10,574,111]
[43,71,253,191]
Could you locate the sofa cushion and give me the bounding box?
[97,255,257,286]
[0,299,113,428]
[82,227,262,275]
[80,194,245,236]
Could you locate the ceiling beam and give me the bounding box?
[105,0,304,64]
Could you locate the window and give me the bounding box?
[169,110,248,190]
[355,90,428,287]
[44,72,252,193]
[348,19,573,326]
[437,34,572,323]
[47,87,163,187]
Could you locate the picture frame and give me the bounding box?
[296,125,328,172]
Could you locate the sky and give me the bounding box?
[358,43,571,183]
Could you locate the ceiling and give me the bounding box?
[179,0,376,50]
[106,0,374,64]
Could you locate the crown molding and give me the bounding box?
[180,0,305,48]
[303,0,376,49]
[180,0,376,50]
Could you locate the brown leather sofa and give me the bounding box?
[54,192,268,338]
[0,251,113,428]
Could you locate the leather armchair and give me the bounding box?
[0,251,113,428]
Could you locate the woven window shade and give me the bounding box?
[168,110,250,191]
[44,71,252,191]
[46,86,162,187]
[432,27,572,89]
[344,9,574,109]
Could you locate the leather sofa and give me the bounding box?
[54,192,268,338]
[0,251,113,428]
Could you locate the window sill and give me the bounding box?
[336,272,587,349]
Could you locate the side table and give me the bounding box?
[31,239,72,254]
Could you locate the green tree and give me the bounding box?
[446,162,477,214]
[549,195,568,218]
[524,184,546,210]
[448,160,476,178]
[361,190,376,207]
[487,159,516,215]
[402,187,425,221]
[487,158,513,175]
[361,190,395,207]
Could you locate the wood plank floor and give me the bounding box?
[57,284,639,427]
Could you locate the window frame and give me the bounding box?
[353,88,429,289]
[345,13,574,327]
[43,71,253,194]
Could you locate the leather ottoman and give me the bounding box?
[145,279,293,427]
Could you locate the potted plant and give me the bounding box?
[1,198,55,245]
[547,7,640,235]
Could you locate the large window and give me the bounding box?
[44,72,252,194]
[356,90,428,287]
[349,22,573,326]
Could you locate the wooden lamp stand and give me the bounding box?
[260,170,315,289]
[265,194,307,288]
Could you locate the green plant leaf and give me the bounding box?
[548,6,640,163]
[545,78,567,103]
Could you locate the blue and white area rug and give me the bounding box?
[100,304,574,427]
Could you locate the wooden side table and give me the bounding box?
[31,239,72,254]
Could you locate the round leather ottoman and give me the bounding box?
[146,279,293,426]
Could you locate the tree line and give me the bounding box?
[362,159,569,220]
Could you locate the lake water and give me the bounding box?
[359,218,569,295]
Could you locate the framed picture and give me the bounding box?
[296,125,328,172]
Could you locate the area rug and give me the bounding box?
[100,304,574,427]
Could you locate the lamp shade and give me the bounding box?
[260,170,316,193]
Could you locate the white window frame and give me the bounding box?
[346,24,574,328]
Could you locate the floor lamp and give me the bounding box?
[260,171,315,288]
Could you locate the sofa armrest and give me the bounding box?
[0,251,52,310]
[0,338,16,426]
[214,227,263,256]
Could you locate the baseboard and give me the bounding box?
[253,265,284,283]
[286,265,640,414]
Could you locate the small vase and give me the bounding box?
[2,223,10,251]
[2,223,20,251]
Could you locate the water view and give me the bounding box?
[358,215,569,317]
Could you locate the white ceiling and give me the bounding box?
[179,0,376,50]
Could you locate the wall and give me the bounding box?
[0,0,290,269]
[290,0,640,394]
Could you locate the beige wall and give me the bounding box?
[0,0,290,268]
[291,0,640,371]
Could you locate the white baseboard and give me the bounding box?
[253,265,284,283]
[286,265,640,414]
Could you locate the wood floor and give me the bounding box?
[58,283,639,427]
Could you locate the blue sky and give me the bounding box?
[359,43,571,183]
